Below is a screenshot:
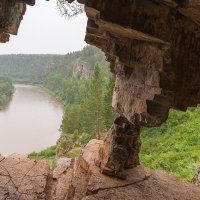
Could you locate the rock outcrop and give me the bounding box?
[0,0,27,43]
[1,140,200,200]
[73,59,91,79]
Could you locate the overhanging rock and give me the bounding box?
[0,0,36,43]
[83,0,200,177]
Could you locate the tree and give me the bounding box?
[103,74,116,130]
[82,63,105,139]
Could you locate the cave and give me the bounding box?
[0,0,200,199]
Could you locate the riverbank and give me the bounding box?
[0,77,15,110]
[0,95,12,110]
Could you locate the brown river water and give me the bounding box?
[0,85,64,156]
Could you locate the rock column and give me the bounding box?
[98,114,141,179]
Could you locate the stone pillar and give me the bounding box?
[97,114,141,179]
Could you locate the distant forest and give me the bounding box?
[0,45,108,84]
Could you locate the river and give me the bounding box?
[0,84,64,156]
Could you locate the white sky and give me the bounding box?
[0,0,87,54]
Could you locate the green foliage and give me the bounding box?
[0,77,14,109]
[61,64,115,138]
[45,76,89,106]
[67,147,82,158]
[140,108,200,182]
[82,63,106,139]
[103,75,115,130]
[28,146,57,168]
[57,64,115,156]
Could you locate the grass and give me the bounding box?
[28,146,57,168]
[140,107,200,182]
[28,145,82,168]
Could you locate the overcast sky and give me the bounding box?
[0,0,87,55]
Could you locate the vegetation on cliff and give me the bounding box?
[141,107,200,182]
[0,77,14,109]
[61,65,114,137]
[28,146,57,168]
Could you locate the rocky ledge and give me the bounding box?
[0,140,200,200]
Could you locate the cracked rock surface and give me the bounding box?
[0,154,49,200]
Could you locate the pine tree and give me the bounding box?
[83,63,105,139]
[103,75,116,130]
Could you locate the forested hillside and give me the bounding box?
[0,46,108,84]
[0,77,14,109]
